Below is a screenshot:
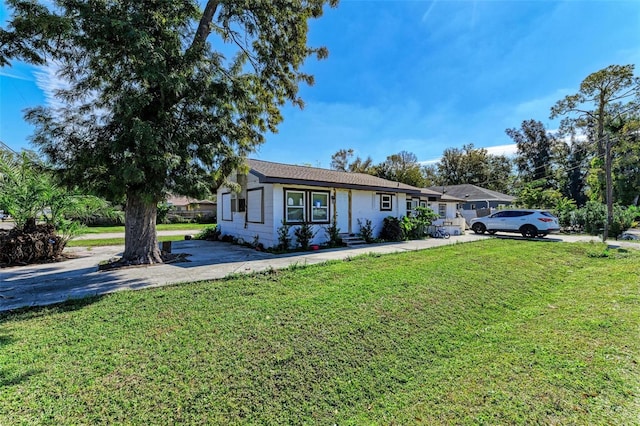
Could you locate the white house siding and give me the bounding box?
[429,201,465,235]
[351,190,407,239]
[273,183,333,246]
[217,174,277,247]
[218,176,415,248]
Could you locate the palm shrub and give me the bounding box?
[324,219,342,247]
[357,218,375,243]
[294,222,316,250]
[0,151,112,264]
[276,220,292,250]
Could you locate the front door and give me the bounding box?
[335,189,351,234]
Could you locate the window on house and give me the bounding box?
[420,201,427,208]
[380,194,392,211]
[311,192,329,222]
[438,203,447,219]
[286,190,305,222]
[221,192,232,221]
[247,188,264,223]
[407,198,418,215]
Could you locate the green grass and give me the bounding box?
[1,240,638,424]
[66,235,186,247]
[81,223,210,234]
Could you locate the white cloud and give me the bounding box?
[0,70,32,81]
[33,62,68,110]
[484,143,518,157]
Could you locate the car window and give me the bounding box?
[541,211,556,218]
[491,211,507,218]
[513,211,533,217]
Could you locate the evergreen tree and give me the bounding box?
[2,0,337,264]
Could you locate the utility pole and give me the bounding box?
[603,134,613,242]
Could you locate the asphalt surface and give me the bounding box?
[1,231,638,312]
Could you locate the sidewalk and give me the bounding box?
[1,234,485,312]
[1,232,636,312]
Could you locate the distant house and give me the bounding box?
[166,195,217,220]
[426,184,516,226]
[217,159,462,248]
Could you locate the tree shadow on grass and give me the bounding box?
[0,333,43,387]
[0,368,43,387]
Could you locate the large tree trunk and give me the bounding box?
[123,193,162,265]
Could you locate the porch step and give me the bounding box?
[339,233,367,247]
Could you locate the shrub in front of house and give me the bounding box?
[294,222,316,250]
[402,206,439,239]
[276,220,292,250]
[324,220,342,247]
[380,216,404,241]
[357,218,375,243]
[195,225,220,241]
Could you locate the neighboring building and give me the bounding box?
[166,195,217,220]
[217,159,459,248]
[426,184,516,226]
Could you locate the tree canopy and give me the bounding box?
[506,119,558,187]
[2,0,338,264]
[551,64,640,156]
[436,144,512,193]
[375,151,426,187]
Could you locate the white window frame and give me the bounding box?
[438,203,447,219]
[310,191,329,223]
[247,187,264,223]
[285,190,306,223]
[380,194,392,211]
[221,192,232,221]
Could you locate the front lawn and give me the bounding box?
[66,235,187,248]
[81,223,211,234]
[1,240,638,424]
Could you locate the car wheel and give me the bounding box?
[472,223,486,234]
[521,225,538,238]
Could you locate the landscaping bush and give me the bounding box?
[324,220,342,247]
[194,213,216,224]
[572,201,637,237]
[0,223,65,266]
[276,220,292,250]
[357,218,375,243]
[379,216,404,241]
[294,222,316,250]
[195,225,220,241]
[402,206,439,239]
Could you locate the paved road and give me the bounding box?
[1,232,637,312]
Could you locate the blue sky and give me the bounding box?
[1,1,639,167]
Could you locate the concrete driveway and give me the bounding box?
[1,232,636,312]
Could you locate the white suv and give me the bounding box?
[470,209,560,238]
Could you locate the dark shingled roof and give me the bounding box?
[248,159,441,196]
[426,184,515,202]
